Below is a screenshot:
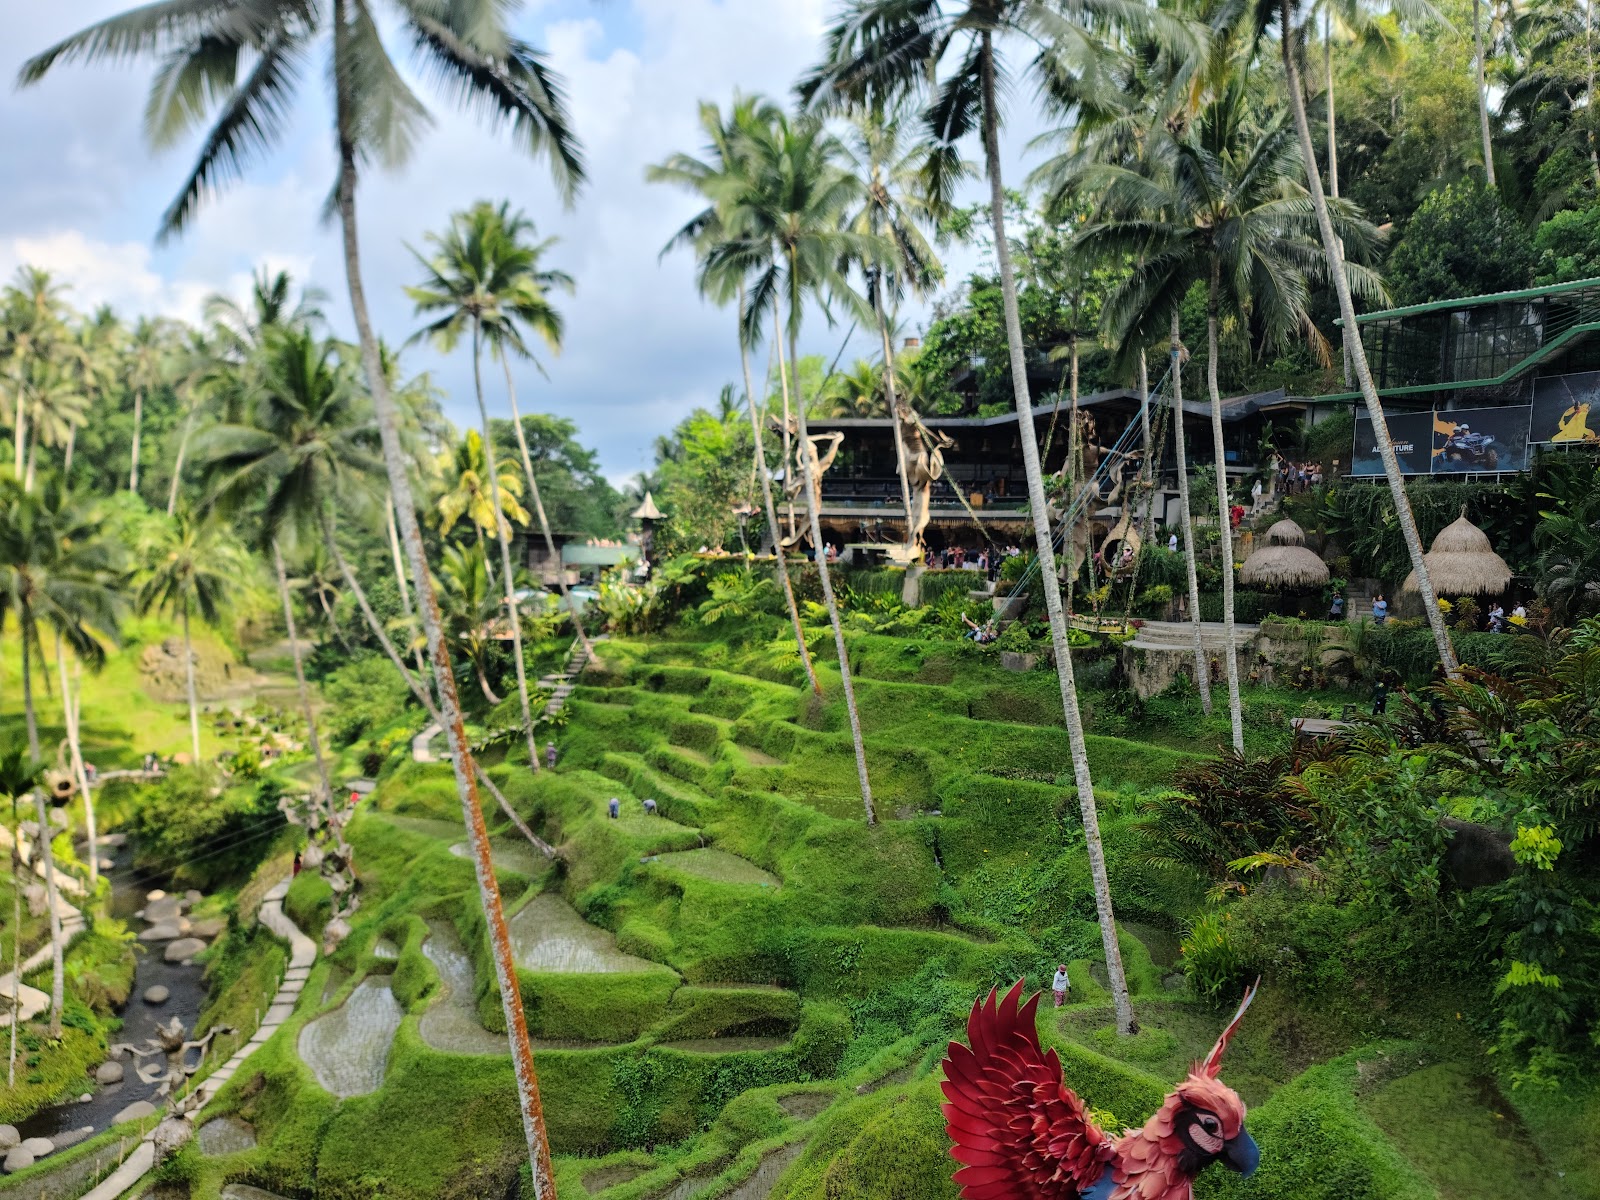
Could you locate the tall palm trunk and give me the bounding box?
[12,391,25,480]
[21,630,40,762]
[317,590,352,653]
[8,821,19,1086]
[168,407,195,516]
[740,283,820,696]
[779,296,874,825]
[271,540,331,803]
[330,37,554,1189]
[387,499,429,680]
[56,644,97,886]
[129,387,145,493]
[875,289,918,545]
[1325,12,1353,389]
[1206,269,1245,753]
[498,355,595,661]
[323,513,556,859]
[180,600,201,763]
[470,324,541,771]
[1170,317,1214,708]
[64,425,77,476]
[32,789,65,1039]
[1473,0,1497,186]
[1281,0,1459,673]
[979,31,1134,1035]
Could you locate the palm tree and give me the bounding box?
[195,328,380,804]
[124,316,174,495]
[1271,0,1460,674]
[842,104,951,552]
[437,428,530,573]
[1078,79,1386,752]
[0,478,123,1037]
[1,267,68,482]
[2,743,44,1086]
[409,204,553,769]
[62,306,122,478]
[437,541,506,705]
[291,540,353,651]
[136,506,248,762]
[22,4,577,1178]
[19,361,88,490]
[800,0,1182,1035]
[647,95,823,696]
[712,110,879,825]
[825,358,887,417]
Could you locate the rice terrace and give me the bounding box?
[1,1,1599,1198]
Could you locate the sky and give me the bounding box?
[0,1,1041,486]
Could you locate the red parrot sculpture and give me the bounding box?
[941,980,1262,1200]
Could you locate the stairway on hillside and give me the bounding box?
[539,635,610,720]
[1128,619,1260,653]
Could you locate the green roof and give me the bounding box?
[1336,275,1600,327]
[562,544,638,566]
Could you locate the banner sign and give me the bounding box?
[1352,411,1433,476]
[1352,406,1532,474]
[1429,405,1531,474]
[1531,371,1600,445]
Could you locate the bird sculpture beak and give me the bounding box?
[1224,1129,1260,1177]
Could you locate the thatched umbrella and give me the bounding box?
[1239,519,1329,589]
[1402,514,1511,596]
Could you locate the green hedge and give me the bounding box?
[921,570,986,604]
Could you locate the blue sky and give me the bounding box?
[0,1,1041,484]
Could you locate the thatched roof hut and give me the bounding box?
[1239,519,1329,589]
[1402,514,1511,596]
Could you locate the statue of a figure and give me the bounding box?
[897,401,957,559]
[771,414,845,550]
[279,789,361,952]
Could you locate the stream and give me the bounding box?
[12,846,208,1145]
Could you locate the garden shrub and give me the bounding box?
[921,570,985,604]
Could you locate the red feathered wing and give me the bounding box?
[940,980,1115,1199]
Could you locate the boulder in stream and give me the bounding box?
[114,1100,158,1125]
[188,918,226,939]
[96,1060,125,1084]
[145,896,183,923]
[20,1137,54,1159]
[139,922,183,942]
[143,985,171,1004]
[164,937,207,962]
[0,1126,17,1150]
[52,1127,93,1150]
[3,1147,34,1174]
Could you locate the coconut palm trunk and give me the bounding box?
[168,408,195,517]
[271,539,331,804]
[322,513,556,859]
[1472,0,1497,187]
[56,645,97,886]
[31,789,65,1039]
[1280,0,1459,673]
[740,284,821,696]
[387,499,429,679]
[979,31,1134,1035]
[876,290,918,544]
[1206,268,1246,752]
[21,631,40,762]
[12,392,25,481]
[129,387,145,493]
[1170,316,1214,708]
[779,301,875,825]
[331,65,555,1194]
[468,325,541,772]
[497,355,596,662]
[179,600,202,763]
[8,824,19,1086]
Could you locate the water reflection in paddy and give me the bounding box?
[419,921,508,1055]
[651,848,778,889]
[298,978,402,1097]
[508,893,663,974]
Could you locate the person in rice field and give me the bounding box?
[1052,964,1071,1008]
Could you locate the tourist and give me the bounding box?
[1052,963,1071,1008]
[546,741,558,769]
[608,797,620,820]
[1371,593,1389,625]
[1328,594,1344,621]
[1121,543,1135,569]
[292,852,302,878]
[643,798,658,816]
[1513,602,1528,621]
[1168,532,1179,554]
[1250,478,1263,510]
[1372,679,1389,716]
[1488,602,1506,633]
[1229,503,1245,529]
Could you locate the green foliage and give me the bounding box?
[324,653,414,747]
[1533,204,1600,285]
[1387,180,1535,304]
[1135,752,1314,878]
[128,765,286,889]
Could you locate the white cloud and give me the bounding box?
[0,231,214,324]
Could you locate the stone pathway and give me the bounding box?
[74,875,315,1200]
[538,634,608,720]
[411,722,443,764]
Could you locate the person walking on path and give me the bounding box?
[545,742,558,769]
[1052,964,1071,1008]
[1328,594,1344,621]
[1371,594,1389,626]
[1372,679,1390,716]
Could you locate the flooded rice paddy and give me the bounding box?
[297,977,402,1097]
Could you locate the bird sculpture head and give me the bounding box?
[940,979,1262,1200]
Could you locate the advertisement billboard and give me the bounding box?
[1430,405,1531,473]
[1531,371,1600,445]
[1351,410,1434,476]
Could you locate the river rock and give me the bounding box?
[146,888,167,902]
[113,1100,158,1125]
[99,832,127,847]
[145,896,183,923]
[3,1147,34,1174]
[97,856,114,871]
[139,922,182,942]
[188,917,226,939]
[185,889,204,905]
[24,883,46,917]
[143,985,170,1004]
[48,807,68,830]
[51,1127,92,1150]
[20,1137,53,1159]
[96,1060,125,1084]
[0,1126,17,1150]
[164,937,206,962]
